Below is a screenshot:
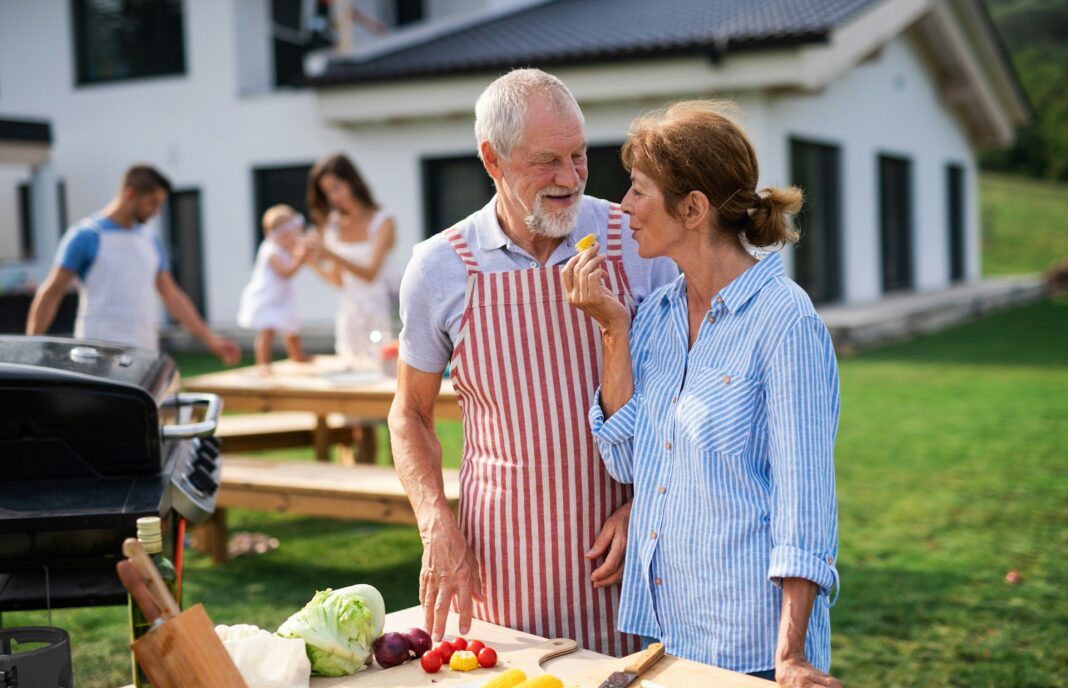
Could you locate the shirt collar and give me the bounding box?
[660,251,784,313]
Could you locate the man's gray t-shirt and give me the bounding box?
[399,195,677,373]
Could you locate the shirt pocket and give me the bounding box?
[676,367,761,456]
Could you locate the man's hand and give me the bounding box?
[776,654,843,688]
[586,501,632,588]
[420,526,484,641]
[208,334,241,366]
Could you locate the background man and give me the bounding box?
[27,164,239,364]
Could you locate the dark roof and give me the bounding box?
[309,0,882,86]
[0,117,52,144]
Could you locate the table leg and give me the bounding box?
[195,508,230,566]
[313,415,331,462]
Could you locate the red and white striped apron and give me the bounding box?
[444,204,640,657]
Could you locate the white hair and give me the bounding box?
[474,68,583,161]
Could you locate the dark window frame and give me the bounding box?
[163,188,206,319]
[877,153,914,293]
[789,136,844,304]
[420,142,631,239]
[946,163,966,283]
[71,0,188,87]
[251,162,315,253]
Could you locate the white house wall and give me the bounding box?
[766,32,978,304]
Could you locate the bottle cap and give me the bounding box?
[136,516,163,553]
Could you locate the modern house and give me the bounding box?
[0,0,1029,334]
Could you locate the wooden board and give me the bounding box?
[215,412,355,452]
[569,653,774,688]
[310,607,610,688]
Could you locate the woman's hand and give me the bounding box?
[562,243,630,332]
[776,655,842,688]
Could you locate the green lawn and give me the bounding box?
[979,173,1068,276]
[5,299,1065,687]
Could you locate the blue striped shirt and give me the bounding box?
[590,252,840,674]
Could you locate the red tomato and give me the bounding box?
[467,640,485,656]
[452,637,467,651]
[420,650,443,673]
[434,640,455,662]
[477,646,498,668]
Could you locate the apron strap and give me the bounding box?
[604,203,624,259]
[443,226,481,274]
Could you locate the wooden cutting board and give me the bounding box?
[312,637,579,688]
[568,653,774,688]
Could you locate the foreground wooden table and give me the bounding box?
[311,607,771,688]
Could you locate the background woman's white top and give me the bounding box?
[324,209,394,370]
[237,240,300,333]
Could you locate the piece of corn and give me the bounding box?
[513,675,564,688]
[576,233,597,251]
[449,650,479,672]
[481,668,528,688]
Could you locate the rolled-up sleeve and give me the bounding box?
[589,389,641,484]
[765,315,840,601]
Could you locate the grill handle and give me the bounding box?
[161,393,223,439]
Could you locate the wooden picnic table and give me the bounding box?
[183,356,460,460]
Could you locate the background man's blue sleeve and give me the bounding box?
[55,227,99,280]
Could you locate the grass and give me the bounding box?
[979,173,1068,276]
[5,299,1065,687]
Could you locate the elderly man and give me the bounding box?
[389,69,675,656]
[27,164,239,363]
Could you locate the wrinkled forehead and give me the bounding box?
[516,96,586,155]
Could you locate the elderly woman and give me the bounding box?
[562,101,841,686]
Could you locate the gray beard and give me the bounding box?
[524,184,585,239]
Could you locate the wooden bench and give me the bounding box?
[194,456,460,565]
[215,412,359,463]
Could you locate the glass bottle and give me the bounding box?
[129,516,178,688]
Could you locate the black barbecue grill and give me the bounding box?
[0,336,223,612]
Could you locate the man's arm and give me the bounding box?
[775,578,842,687]
[388,362,482,640]
[26,267,76,335]
[155,271,240,365]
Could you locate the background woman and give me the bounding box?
[306,153,396,462]
[563,101,842,686]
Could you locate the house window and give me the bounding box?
[252,163,314,251]
[394,0,425,26]
[71,0,186,86]
[878,155,913,293]
[17,183,35,261]
[271,0,333,88]
[421,144,630,239]
[790,138,843,304]
[946,164,965,283]
[163,189,206,318]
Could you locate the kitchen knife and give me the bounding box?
[597,642,665,688]
[123,537,181,620]
[116,559,163,626]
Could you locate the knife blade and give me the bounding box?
[597,642,665,688]
[123,537,180,620]
[116,559,162,625]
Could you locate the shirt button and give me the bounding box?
[664,441,672,450]
[658,485,666,494]
[650,531,657,539]
[655,577,663,586]
[723,375,731,385]
[707,314,715,324]
[716,296,724,304]
[529,261,537,268]
[671,396,677,404]
[827,556,835,565]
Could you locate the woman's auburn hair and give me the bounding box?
[621,100,802,248]
[306,153,379,227]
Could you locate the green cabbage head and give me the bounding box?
[276,584,386,676]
